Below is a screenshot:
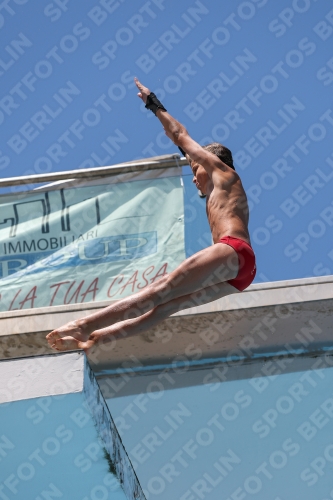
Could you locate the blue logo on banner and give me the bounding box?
[0,232,157,277]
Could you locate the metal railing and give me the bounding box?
[0,154,188,188]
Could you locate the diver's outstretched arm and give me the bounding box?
[135,77,228,180]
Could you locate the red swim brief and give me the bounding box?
[219,236,256,291]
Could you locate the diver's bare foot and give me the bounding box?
[51,336,95,353]
[46,320,91,348]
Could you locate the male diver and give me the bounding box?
[46,78,256,352]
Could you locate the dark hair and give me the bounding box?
[202,142,235,170]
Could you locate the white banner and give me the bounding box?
[0,170,185,310]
